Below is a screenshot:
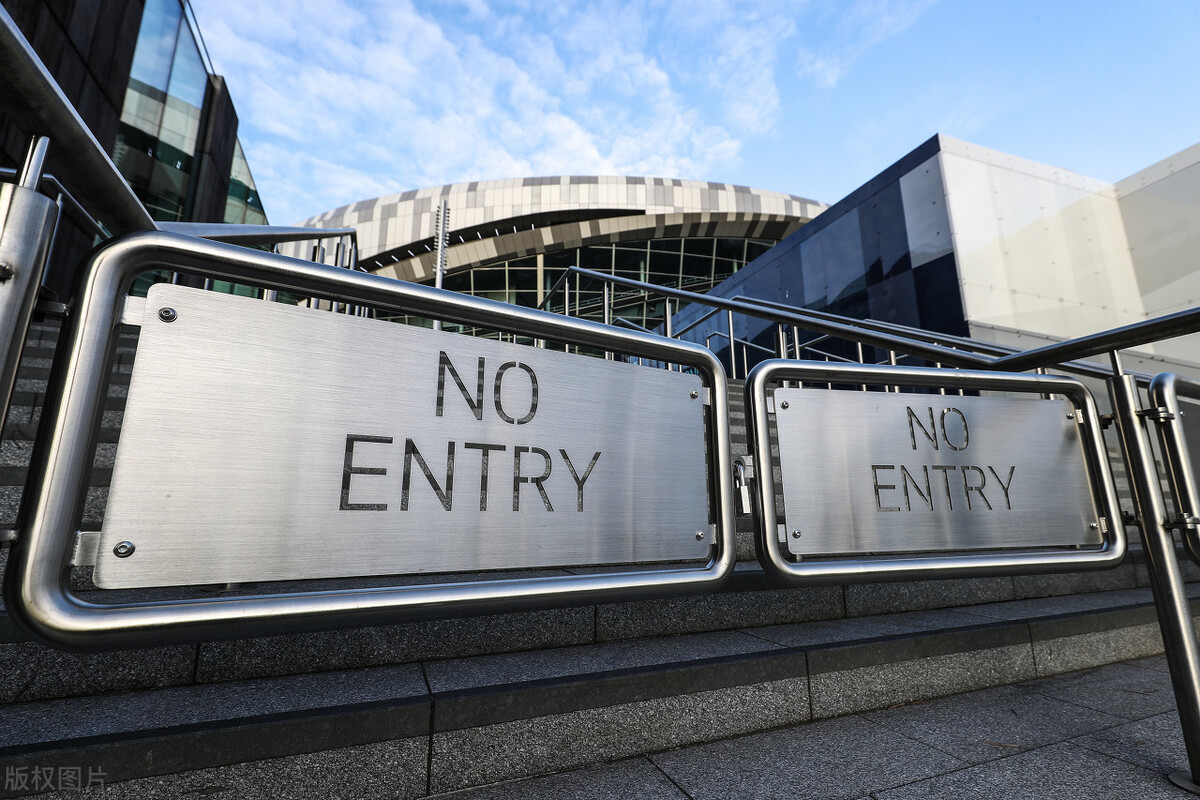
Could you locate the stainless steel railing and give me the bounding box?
[6,3,1200,786]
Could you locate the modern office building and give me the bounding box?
[0,0,266,292]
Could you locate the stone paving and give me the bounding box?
[435,655,1195,800]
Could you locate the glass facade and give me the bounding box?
[112,0,265,226]
[396,235,778,341]
[224,140,268,226]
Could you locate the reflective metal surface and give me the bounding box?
[157,222,356,246]
[97,285,711,588]
[0,180,58,427]
[5,231,735,648]
[773,390,1101,556]
[1149,373,1200,563]
[1110,371,1200,780]
[746,360,1124,584]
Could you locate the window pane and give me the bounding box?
[612,247,646,281]
[680,254,712,286]
[167,23,209,108]
[579,246,612,271]
[746,239,774,262]
[129,0,182,91]
[444,271,470,293]
[716,238,745,262]
[647,250,680,285]
[472,268,508,303]
[543,249,577,268]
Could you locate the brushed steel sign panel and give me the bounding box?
[773,388,1103,556]
[95,285,712,588]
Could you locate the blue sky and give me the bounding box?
[192,0,1200,225]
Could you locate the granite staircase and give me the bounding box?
[0,322,1194,799]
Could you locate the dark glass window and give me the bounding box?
[683,238,714,256]
[543,249,577,269]
[680,254,712,286]
[746,239,774,262]
[443,271,470,293]
[510,266,537,308]
[579,246,612,272]
[612,247,646,280]
[716,238,745,262]
[649,238,682,253]
[647,250,680,285]
[472,268,508,303]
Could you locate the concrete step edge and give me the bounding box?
[0,589,1177,797]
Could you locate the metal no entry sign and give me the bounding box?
[9,234,734,648]
[96,284,714,588]
[746,360,1124,583]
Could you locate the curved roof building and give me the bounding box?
[302,176,824,281]
[295,175,825,334]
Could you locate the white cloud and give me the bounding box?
[796,0,942,88]
[193,0,823,222]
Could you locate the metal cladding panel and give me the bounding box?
[772,388,1103,556]
[95,284,712,588]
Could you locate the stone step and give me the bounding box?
[0,545,1176,706]
[0,584,1189,799]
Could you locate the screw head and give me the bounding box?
[780,401,790,410]
[1066,412,1075,420]
[695,530,705,541]
[690,390,699,399]
[158,307,177,323]
[113,540,136,558]
[1089,522,1100,530]
[791,529,802,538]
[0,263,14,282]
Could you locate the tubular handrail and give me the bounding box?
[612,316,655,334]
[992,306,1200,372]
[538,265,996,369]
[0,6,156,236]
[0,168,106,238]
[157,223,358,250]
[735,294,1200,395]
[541,265,1200,394]
[705,330,776,357]
[673,306,723,339]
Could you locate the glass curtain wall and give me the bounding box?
[112,0,208,222]
[401,236,777,343]
[224,139,267,225]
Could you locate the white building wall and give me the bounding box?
[938,137,1146,345]
[1116,142,1200,364]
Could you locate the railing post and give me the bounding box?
[0,135,58,429]
[563,280,570,353]
[726,309,737,378]
[433,200,448,332]
[664,298,674,371]
[1108,354,1200,794]
[603,284,612,360]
